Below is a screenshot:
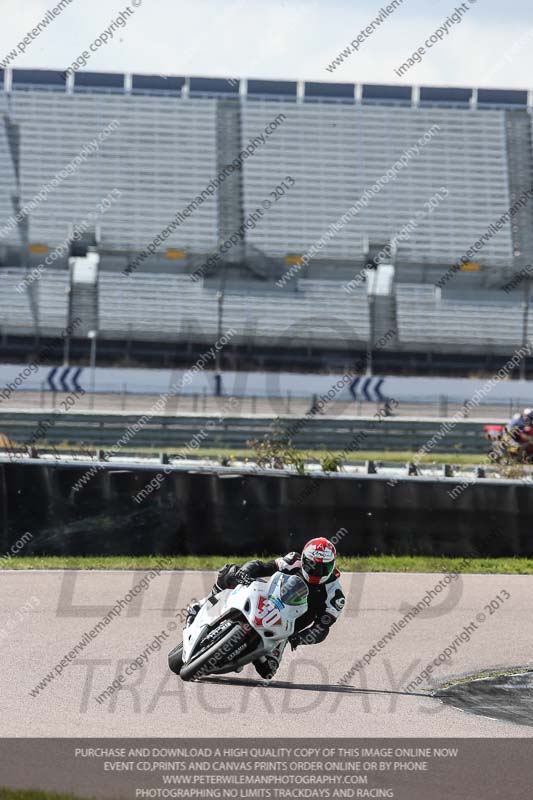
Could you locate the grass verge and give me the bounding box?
[439,667,532,691]
[4,443,488,466]
[3,555,533,574]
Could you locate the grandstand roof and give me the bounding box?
[3,68,532,109]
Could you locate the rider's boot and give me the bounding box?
[253,656,279,680]
[253,643,285,680]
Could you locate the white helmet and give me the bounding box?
[301,537,337,585]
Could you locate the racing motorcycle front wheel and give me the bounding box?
[168,643,184,675]
[179,622,250,682]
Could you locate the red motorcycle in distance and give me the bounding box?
[484,421,533,463]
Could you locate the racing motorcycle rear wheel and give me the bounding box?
[179,623,250,682]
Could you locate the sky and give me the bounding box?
[0,0,532,90]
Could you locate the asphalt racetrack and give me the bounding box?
[2,570,531,737]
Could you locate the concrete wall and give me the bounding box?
[1,363,533,403]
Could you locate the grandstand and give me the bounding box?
[395,285,524,352]
[1,69,533,372]
[0,268,370,348]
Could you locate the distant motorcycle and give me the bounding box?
[168,571,309,682]
[484,423,533,463]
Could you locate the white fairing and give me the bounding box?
[182,573,308,667]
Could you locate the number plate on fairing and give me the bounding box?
[253,596,283,627]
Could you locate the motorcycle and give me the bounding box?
[484,422,533,463]
[168,570,309,682]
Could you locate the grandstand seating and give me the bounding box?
[0,70,518,271]
[0,270,34,335]
[1,70,533,364]
[1,266,530,357]
[242,103,513,265]
[0,91,218,251]
[396,284,524,350]
[97,274,370,347]
[0,267,68,335]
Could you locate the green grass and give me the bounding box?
[439,667,532,690]
[3,555,533,574]
[0,791,92,800]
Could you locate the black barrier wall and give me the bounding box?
[1,459,532,557]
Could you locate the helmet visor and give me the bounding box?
[302,555,335,580]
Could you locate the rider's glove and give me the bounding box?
[215,564,236,590]
[233,568,254,586]
[216,564,253,590]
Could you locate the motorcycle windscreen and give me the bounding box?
[272,573,309,606]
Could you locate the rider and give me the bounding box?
[186,537,345,680]
[506,407,533,441]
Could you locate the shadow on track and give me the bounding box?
[198,675,434,699]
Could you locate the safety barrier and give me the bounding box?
[1,458,531,557]
[0,412,492,454]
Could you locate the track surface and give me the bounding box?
[2,570,532,737]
